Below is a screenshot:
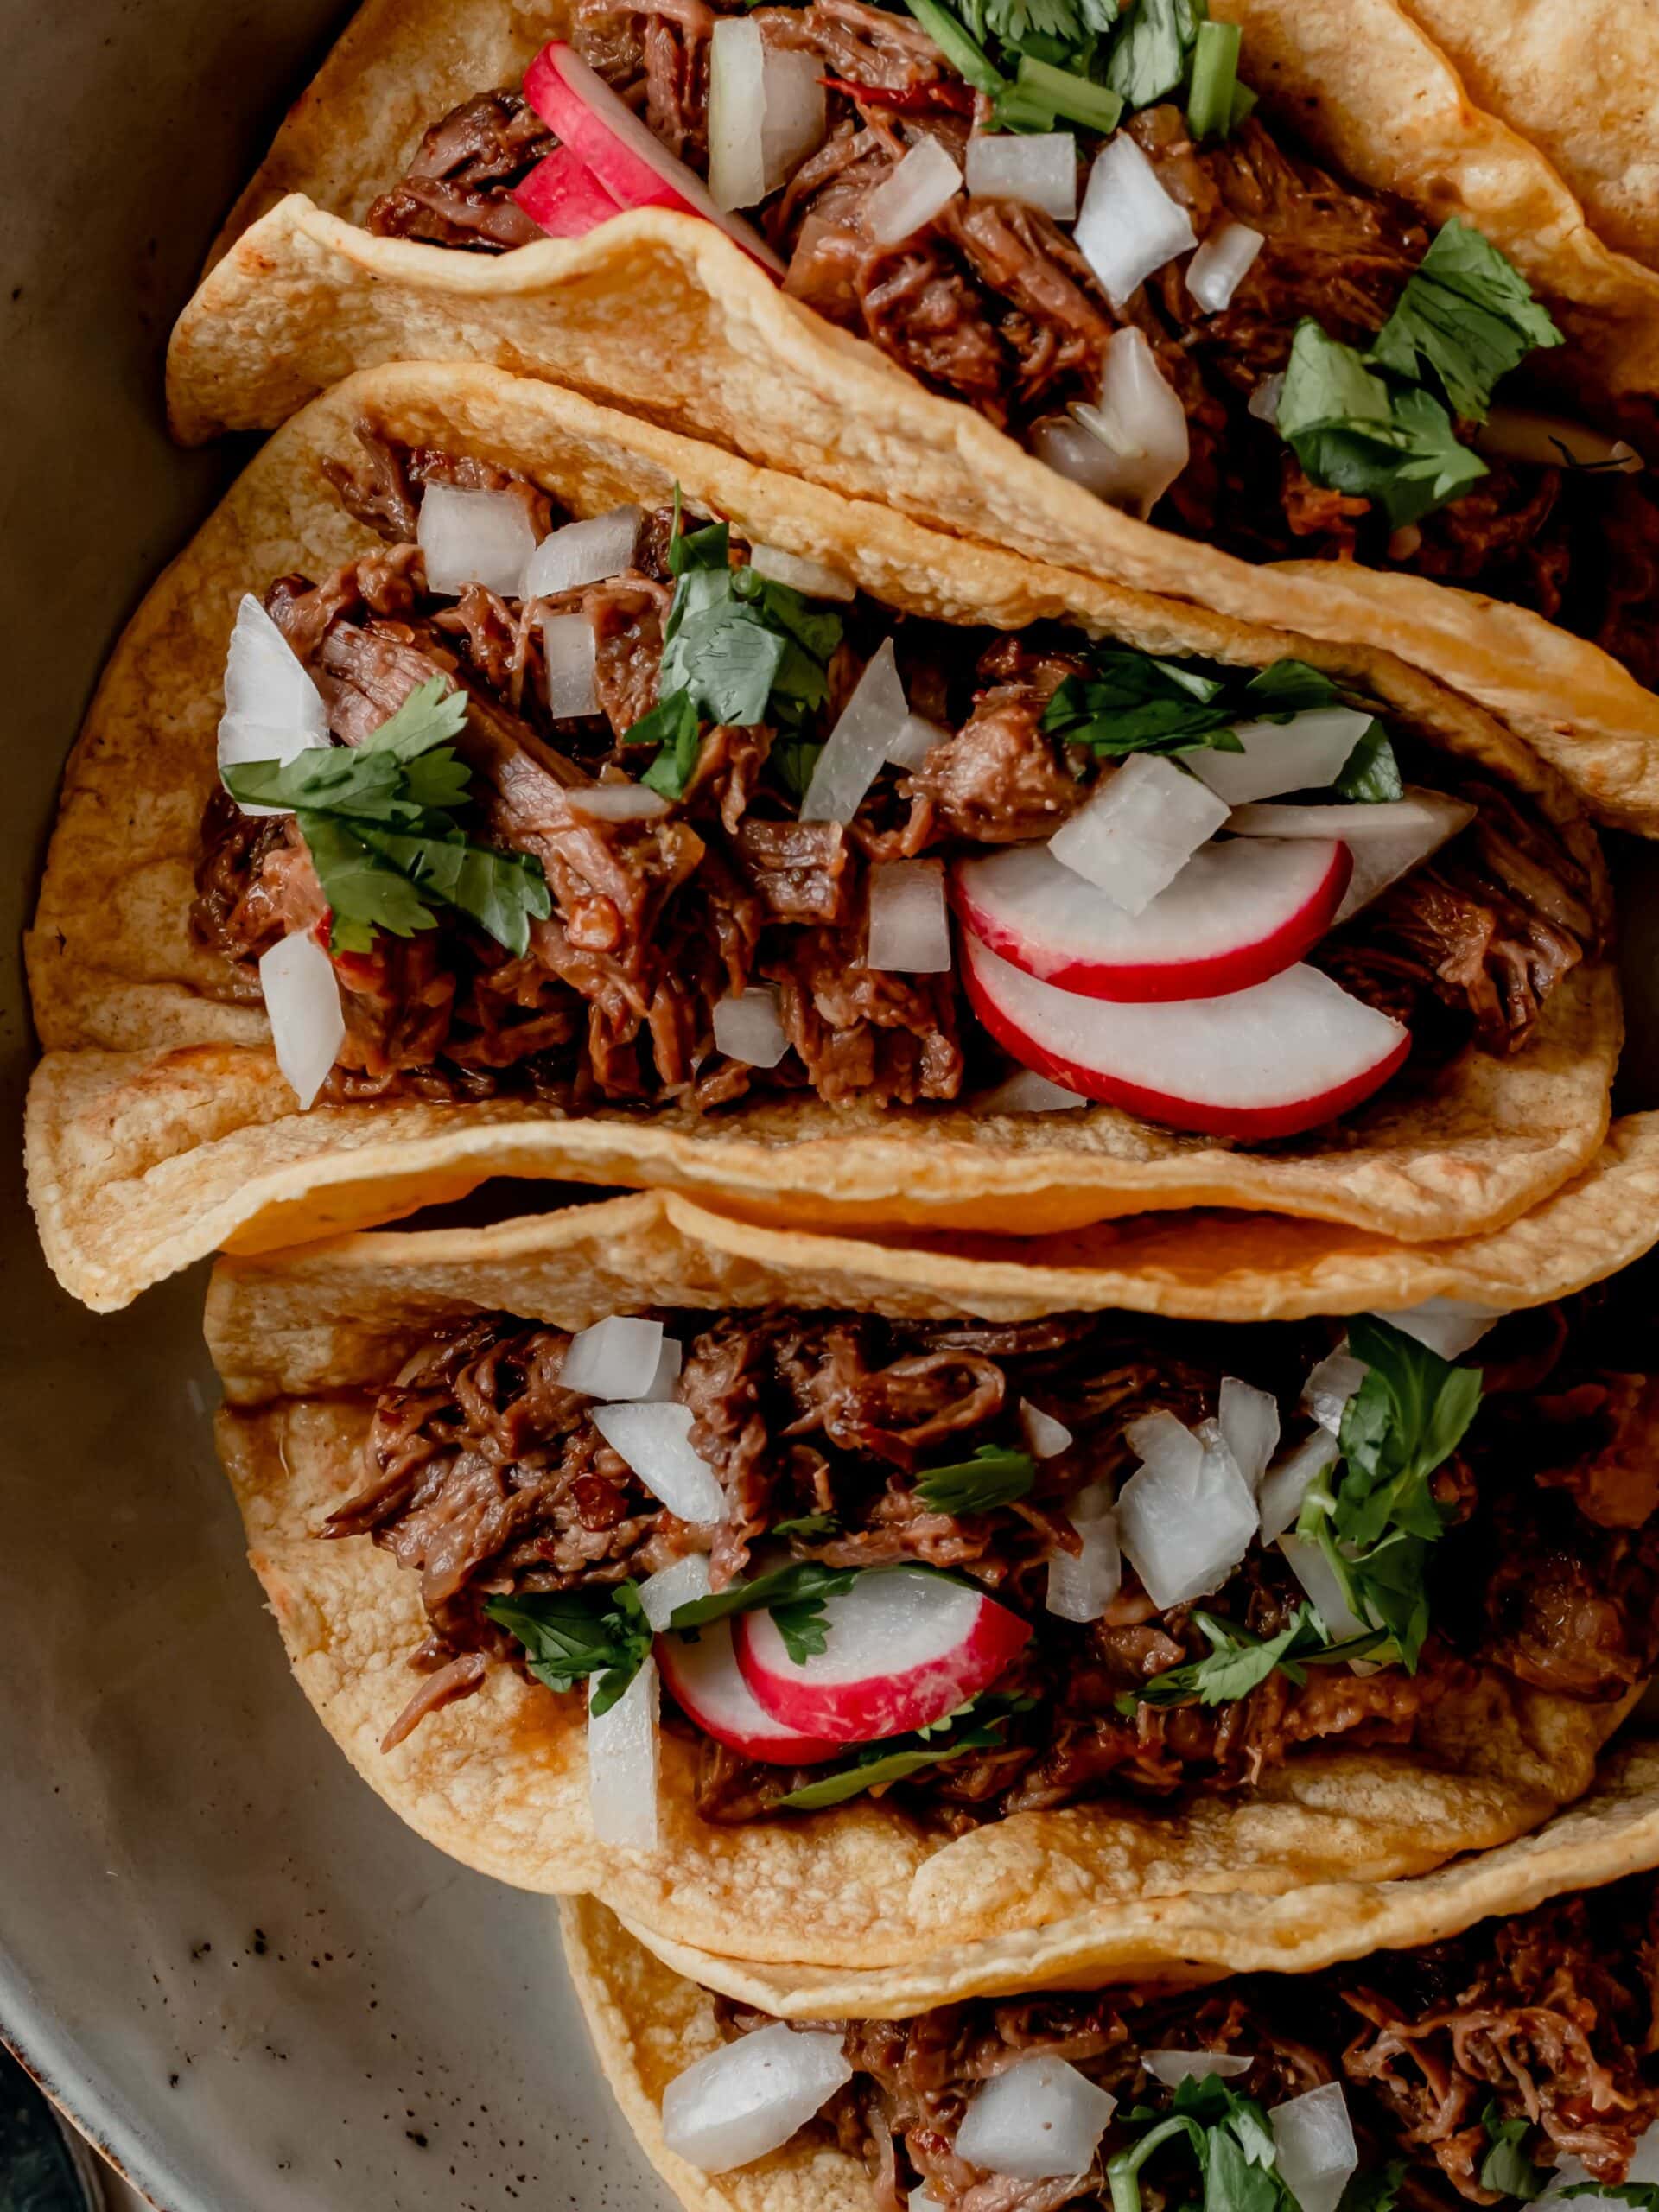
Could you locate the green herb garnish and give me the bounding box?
[771,1512,841,1540]
[1276,322,1489,531]
[1104,0,1198,106]
[485,1582,652,1715]
[1370,220,1563,425]
[668,1560,859,1665]
[1185,18,1241,138]
[1479,2106,1549,2203]
[915,1444,1037,1516]
[1115,1605,1389,1714]
[776,1694,1033,1810]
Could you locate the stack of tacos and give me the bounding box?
[24,0,1659,2200]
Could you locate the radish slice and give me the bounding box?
[709,18,768,210]
[661,2024,853,2173]
[523,41,785,272]
[1380,1298,1499,1359]
[734,1567,1030,1743]
[588,1654,659,1849]
[976,1068,1090,1113]
[1144,2050,1253,2085]
[592,1403,725,1522]
[260,930,344,1109]
[1070,327,1191,518]
[1046,1484,1121,1624]
[1185,219,1263,312]
[1269,2084,1358,2212]
[1258,1427,1340,1542]
[1117,1412,1258,1609]
[953,836,1350,1001]
[962,938,1410,1140]
[748,542,856,601]
[1186,708,1374,807]
[512,142,626,238]
[956,2057,1117,2181]
[561,1314,666,1401]
[1227,789,1476,924]
[714,985,791,1069]
[1074,133,1196,306]
[866,137,963,246]
[639,1553,712,1631]
[418,483,539,598]
[801,638,909,823]
[658,1615,842,1764]
[868,859,951,973]
[964,131,1077,220]
[219,594,329,811]
[523,505,640,597]
[1218,1377,1280,1494]
[1049,754,1229,917]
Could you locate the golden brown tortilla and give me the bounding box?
[208,1173,1646,1986]
[25,362,1622,1310]
[163,0,1659,830]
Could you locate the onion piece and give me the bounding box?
[1542,2131,1659,2207]
[543,611,600,718]
[1116,1411,1258,1610]
[661,2024,853,2174]
[868,858,951,973]
[955,2056,1118,2182]
[1185,219,1263,313]
[567,782,672,821]
[522,505,640,598]
[1143,2051,1253,2086]
[1218,1377,1280,1495]
[639,1552,713,1632]
[587,1653,659,1849]
[591,1402,725,1522]
[1278,1533,1368,1644]
[760,48,828,194]
[1476,408,1643,474]
[964,131,1077,220]
[259,930,344,1110]
[561,1314,667,1401]
[1269,2083,1358,2212]
[1020,1401,1073,1459]
[1378,1298,1500,1360]
[645,1335,684,1404]
[1187,708,1374,808]
[1075,133,1196,307]
[1302,1349,1366,1435]
[976,1068,1090,1113]
[1065,327,1190,518]
[714,985,790,1069]
[748,541,856,601]
[887,713,950,771]
[801,638,909,823]
[1048,753,1230,916]
[866,137,962,247]
[219,594,331,812]
[1046,1484,1121,1624]
[709,18,768,211]
[419,483,539,597]
[1257,1427,1340,1543]
[1249,372,1285,425]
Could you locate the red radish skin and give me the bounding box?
[512,144,626,238]
[657,1620,840,1766]
[734,1572,1031,1744]
[963,936,1410,1141]
[950,839,1352,1002]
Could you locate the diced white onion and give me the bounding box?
[866,137,962,248]
[1257,1427,1340,1543]
[1277,1534,1368,1644]
[588,1653,660,1850]
[801,638,909,823]
[1301,1349,1366,1435]
[1249,372,1285,425]
[956,2057,1117,2183]
[1218,1378,1280,1496]
[976,1068,1090,1113]
[543,611,600,719]
[887,713,950,772]
[910,2191,943,2212]
[562,1314,667,1402]
[1377,1298,1500,1360]
[1046,1485,1122,1624]
[639,1552,712,1633]
[714,985,790,1069]
[522,505,640,599]
[219,594,331,814]
[1185,219,1263,313]
[1186,708,1374,808]
[709,18,769,211]
[1476,408,1643,474]
[1143,2051,1254,2086]
[1269,2084,1358,2212]
[1065,327,1190,518]
[760,48,829,195]
[1020,1400,1073,1459]
[567,782,673,821]
[645,1336,684,1404]
[662,2024,853,2175]
[592,1402,726,1522]
[868,858,951,973]
[964,131,1077,220]
[1048,753,1229,917]
[1116,1411,1258,1611]
[259,929,344,1110]
[418,483,539,598]
[748,542,857,601]
[1074,132,1196,308]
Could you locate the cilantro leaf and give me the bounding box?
[1332,721,1403,804]
[359,675,473,761]
[1340,2164,1406,2212]
[1479,2106,1548,2203]
[1276,322,1489,529]
[1116,1606,1389,1714]
[351,821,552,957]
[668,1560,859,1665]
[776,1694,1033,1810]
[914,1444,1037,1516]
[1108,2077,1299,2212]
[625,688,702,798]
[1105,0,1198,106]
[1336,1316,1484,1552]
[485,1583,652,1716]
[771,1512,841,1540]
[1370,220,1563,424]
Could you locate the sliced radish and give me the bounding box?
[512,143,626,238]
[1227,789,1476,924]
[522,41,785,272]
[734,1567,1030,1744]
[952,837,1350,1002]
[1380,1298,1499,1359]
[1048,753,1230,917]
[961,937,1410,1140]
[1186,708,1374,808]
[658,1616,842,1765]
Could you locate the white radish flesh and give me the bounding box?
[658,1613,841,1764]
[1228,789,1476,925]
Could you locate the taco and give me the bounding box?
[165,0,1659,828]
[560,1746,1659,2212]
[205,1173,1659,1982]
[25,362,1620,1310]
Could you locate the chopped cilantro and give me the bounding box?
[914,1444,1037,1516]
[1185,19,1241,139]
[1276,322,1490,531]
[1479,2106,1549,2203]
[1370,220,1563,425]
[1332,720,1404,803]
[1007,52,1124,130]
[1105,0,1197,106]
[771,1511,841,1540]
[668,1560,858,1665]
[1341,2166,1405,2212]
[776,1694,1033,1810]
[1116,1605,1389,1714]
[1108,2075,1295,2212]
[770,736,825,803]
[485,1582,652,1715]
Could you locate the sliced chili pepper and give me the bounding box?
[821,73,976,115]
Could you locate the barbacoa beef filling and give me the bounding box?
[729,1873,1659,2211]
[190,429,1594,1110]
[362,0,1659,690]
[323,1288,1659,1819]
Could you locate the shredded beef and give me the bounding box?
[365,90,556,251]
